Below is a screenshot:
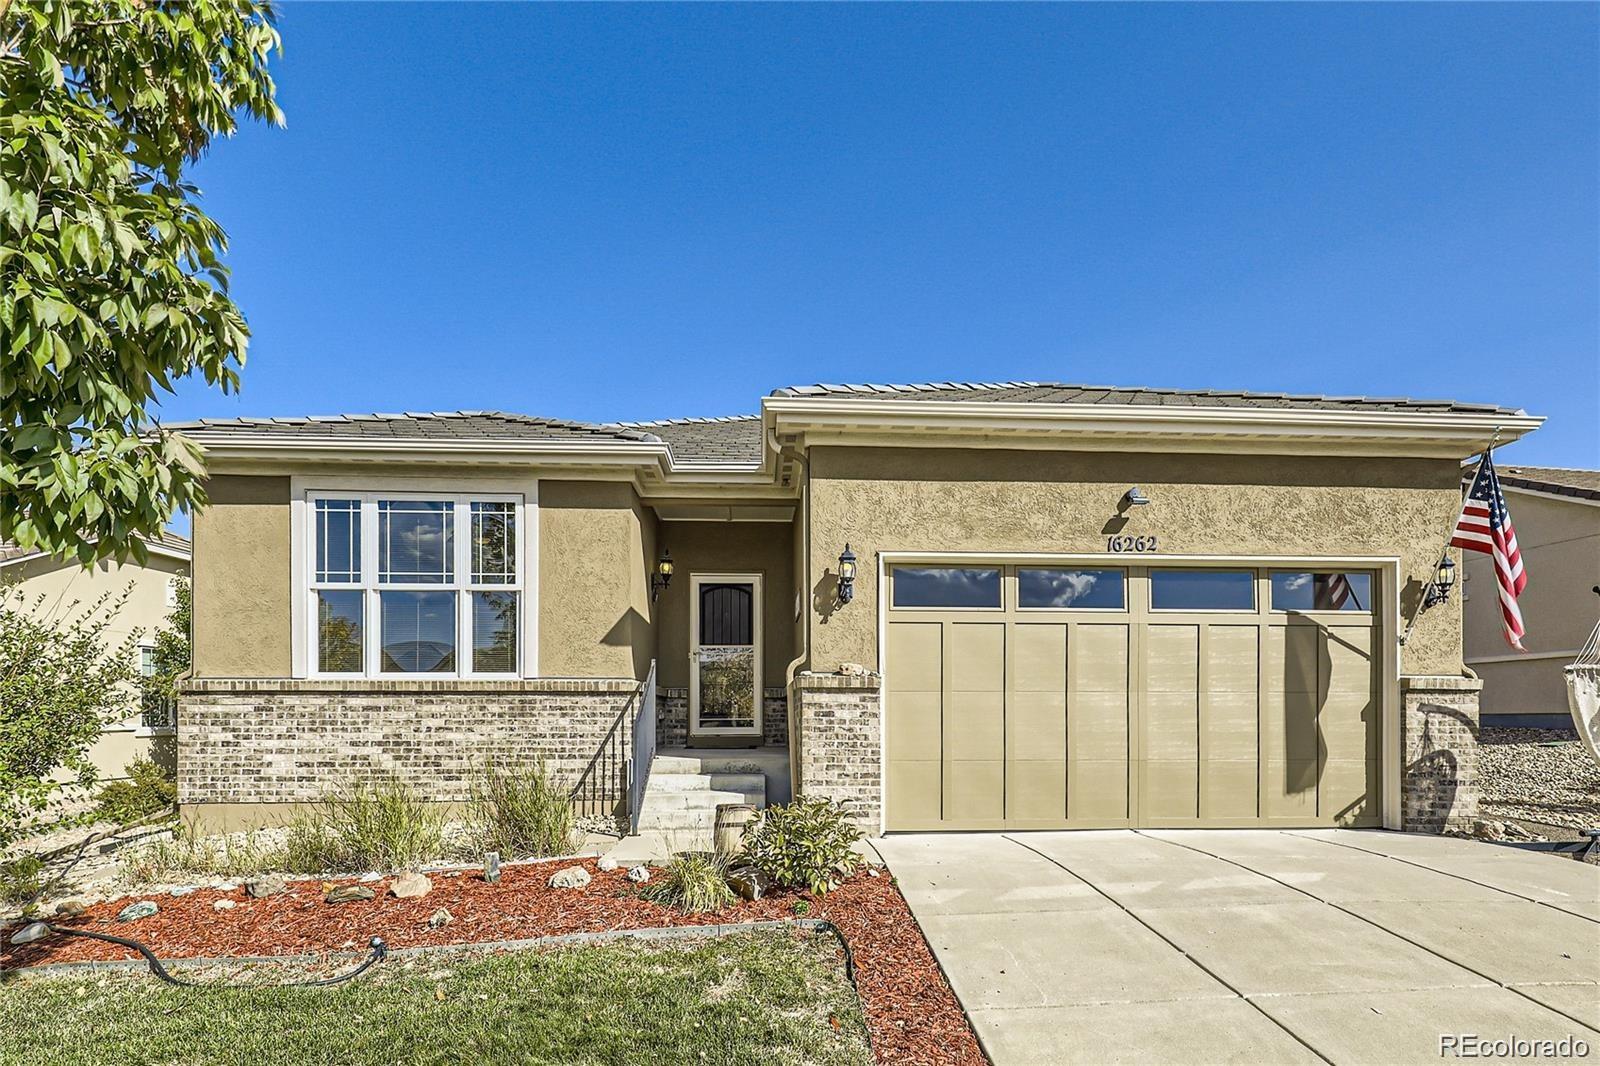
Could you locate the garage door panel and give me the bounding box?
[1206,626,1259,691]
[1144,691,1199,761]
[886,691,943,761]
[1202,758,1259,820]
[887,622,942,693]
[1012,624,1067,691]
[1262,689,1321,763]
[1071,690,1131,760]
[1203,691,1259,755]
[1325,627,1374,693]
[1319,691,1379,760]
[1008,691,1066,759]
[1320,758,1380,825]
[1071,759,1130,821]
[944,760,1004,823]
[1007,759,1067,821]
[945,691,1005,756]
[948,623,1005,691]
[887,760,942,828]
[1266,626,1321,693]
[1073,624,1130,690]
[1263,758,1319,818]
[1144,625,1199,690]
[1144,760,1199,819]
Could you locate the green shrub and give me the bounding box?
[1,855,45,908]
[120,821,287,884]
[284,779,444,874]
[94,757,177,826]
[743,800,862,896]
[467,760,574,859]
[640,850,737,914]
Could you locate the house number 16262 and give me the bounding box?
[1107,535,1158,553]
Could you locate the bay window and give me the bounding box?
[307,492,523,677]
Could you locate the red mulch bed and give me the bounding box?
[1,859,984,1066]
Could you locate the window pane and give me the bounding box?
[891,567,1001,608]
[139,646,158,676]
[317,590,364,673]
[1271,572,1372,612]
[315,499,361,583]
[380,590,456,672]
[471,591,518,673]
[1019,568,1125,609]
[378,501,453,583]
[471,502,516,584]
[1150,570,1255,611]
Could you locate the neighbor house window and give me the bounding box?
[1270,572,1372,612]
[308,493,522,677]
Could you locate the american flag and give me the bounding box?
[1451,451,1527,650]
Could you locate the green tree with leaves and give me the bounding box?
[1,0,282,565]
[137,574,188,723]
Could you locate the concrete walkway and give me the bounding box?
[873,830,1600,1065]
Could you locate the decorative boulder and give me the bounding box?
[728,866,777,902]
[325,885,376,904]
[548,865,592,890]
[390,872,432,899]
[427,908,454,930]
[9,922,51,946]
[596,855,619,872]
[245,874,287,899]
[626,865,651,884]
[212,899,237,912]
[117,900,158,922]
[53,900,87,918]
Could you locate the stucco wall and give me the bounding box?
[192,474,292,678]
[539,480,656,679]
[805,446,1466,675]
[653,519,795,689]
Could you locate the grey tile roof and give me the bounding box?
[604,415,764,464]
[170,411,659,444]
[1477,465,1600,502]
[1,529,190,564]
[769,380,1524,415]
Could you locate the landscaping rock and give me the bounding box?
[53,899,87,918]
[427,908,453,930]
[596,855,619,872]
[548,865,591,890]
[1472,819,1507,842]
[626,865,650,884]
[213,898,236,912]
[169,885,198,897]
[728,866,776,902]
[359,872,382,883]
[390,872,432,899]
[324,885,375,904]
[117,901,158,922]
[9,922,50,946]
[246,874,287,899]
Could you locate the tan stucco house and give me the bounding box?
[2,531,190,780]
[1463,466,1600,726]
[175,381,1541,837]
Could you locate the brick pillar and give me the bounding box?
[1400,674,1483,832]
[792,671,882,832]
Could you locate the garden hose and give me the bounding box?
[17,923,387,988]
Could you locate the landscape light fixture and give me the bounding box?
[837,544,857,606]
[1122,486,1152,509]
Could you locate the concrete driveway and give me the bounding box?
[874,830,1600,1065]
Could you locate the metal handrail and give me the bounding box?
[627,660,658,835]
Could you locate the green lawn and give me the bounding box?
[0,931,873,1066]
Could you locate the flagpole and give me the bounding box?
[1398,429,1501,648]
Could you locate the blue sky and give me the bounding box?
[176,2,1598,466]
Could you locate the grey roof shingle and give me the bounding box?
[1472,465,1600,502]
[604,416,764,464]
[1,529,190,564]
[170,411,659,444]
[768,380,1523,415]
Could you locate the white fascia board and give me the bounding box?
[763,396,1543,455]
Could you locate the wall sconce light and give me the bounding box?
[1422,554,1456,610]
[837,544,857,606]
[651,548,673,602]
[1121,486,1152,509]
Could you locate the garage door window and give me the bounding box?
[1150,569,1255,611]
[1018,568,1125,609]
[1270,571,1371,612]
[891,567,1001,608]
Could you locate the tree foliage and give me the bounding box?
[0,0,282,565]
[0,583,139,847]
[137,573,188,716]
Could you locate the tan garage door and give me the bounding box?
[885,564,1381,831]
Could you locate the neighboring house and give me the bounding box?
[1,531,190,780]
[176,381,1539,837]
[1463,465,1600,727]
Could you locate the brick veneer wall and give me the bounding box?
[657,687,789,748]
[1400,674,1482,832]
[793,671,882,831]
[178,678,638,810]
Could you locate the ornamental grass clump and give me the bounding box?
[639,850,737,914]
[742,800,862,896]
[285,778,444,874]
[466,759,574,860]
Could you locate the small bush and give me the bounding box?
[640,850,737,914]
[94,757,177,826]
[284,779,444,874]
[1,855,45,907]
[467,760,574,859]
[120,823,286,884]
[743,800,862,896]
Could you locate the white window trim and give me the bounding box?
[290,476,539,680]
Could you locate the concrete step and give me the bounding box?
[636,808,724,831]
[643,788,765,811]
[651,749,787,776]
[647,772,766,794]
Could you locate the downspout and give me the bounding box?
[770,424,809,801]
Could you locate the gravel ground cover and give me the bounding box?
[1477,727,1600,834]
[0,858,984,1066]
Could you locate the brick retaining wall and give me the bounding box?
[657,687,790,748]
[1400,674,1482,832]
[793,671,882,831]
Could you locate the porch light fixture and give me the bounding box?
[1122,486,1152,509]
[837,544,858,606]
[651,548,673,602]
[1422,554,1456,610]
